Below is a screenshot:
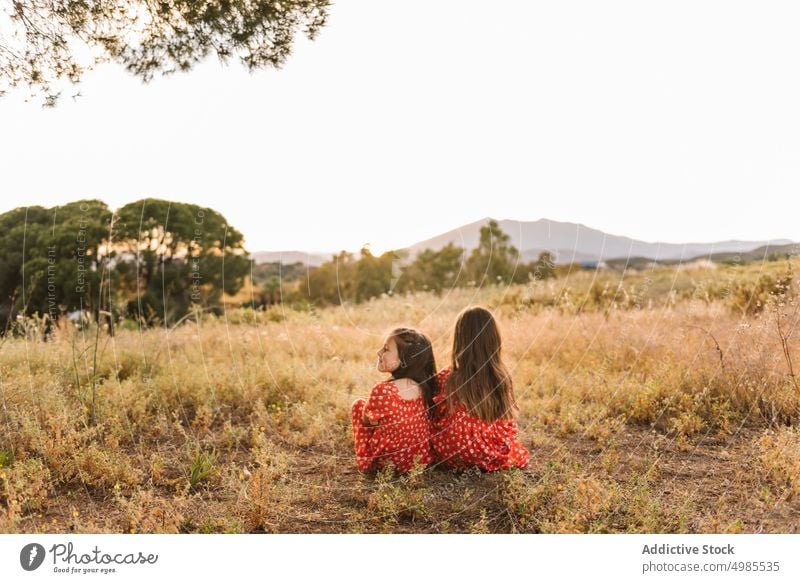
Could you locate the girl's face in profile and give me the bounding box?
[376,337,401,373]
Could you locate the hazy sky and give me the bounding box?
[1,0,799,254]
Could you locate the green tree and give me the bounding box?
[0,201,113,333]
[532,250,556,281]
[355,247,398,302]
[465,220,525,286]
[303,247,401,306]
[0,206,51,331]
[251,261,309,307]
[259,275,284,307]
[400,243,465,293]
[306,251,356,306]
[113,198,250,325]
[1,0,330,104]
[48,200,115,317]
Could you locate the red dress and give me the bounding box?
[431,368,529,470]
[350,380,433,473]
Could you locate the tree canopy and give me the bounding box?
[0,0,330,103]
[0,200,113,329]
[114,198,250,325]
[0,198,250,332]
[465,219,528,285]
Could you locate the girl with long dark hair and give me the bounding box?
[431,306,529,470]
[350,327,437,473]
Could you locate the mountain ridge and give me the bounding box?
[253,218,795,266]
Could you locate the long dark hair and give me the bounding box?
[444,306,517,422]
[387,327,437,419]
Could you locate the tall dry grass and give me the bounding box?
[1,258,798,532]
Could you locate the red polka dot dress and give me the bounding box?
[431,368,529,470]
[351,380,434,473]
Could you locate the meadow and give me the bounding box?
[1,257,799,533]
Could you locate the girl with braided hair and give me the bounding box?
[350,327,437,473]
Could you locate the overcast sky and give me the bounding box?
[1,0,799,254]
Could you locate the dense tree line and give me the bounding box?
[1,207,560,332]
[0,199,249,332]
[268,220,558,307]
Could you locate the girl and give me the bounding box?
[350,328,437,473]
[431,306,529,470]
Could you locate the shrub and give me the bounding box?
[1,458,52,513]
[728,272,792,316]
[759,427,800,496]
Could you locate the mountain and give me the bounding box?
[406,218,794,265]
[253,218,795,266]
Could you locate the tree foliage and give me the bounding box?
[0,0,330,103]
[0,198,249,332]
[305,250,353,306]
[532,250,556,281]
[280,223,548,308]
[400,243,465,293]
[113,198,250,325]
[0,200,112,329]
[465,219,527,285]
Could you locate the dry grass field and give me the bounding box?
[1,258,799,533]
